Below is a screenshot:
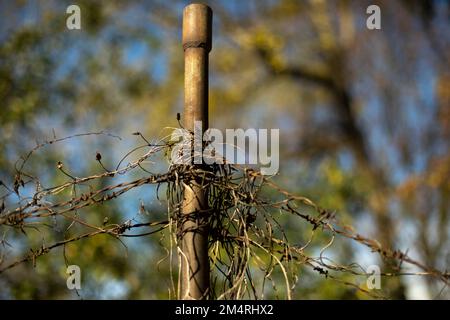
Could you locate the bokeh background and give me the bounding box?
[0,0,449,299]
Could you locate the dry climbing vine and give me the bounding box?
[0,127,448,299]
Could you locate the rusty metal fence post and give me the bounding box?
[179,3,212,300]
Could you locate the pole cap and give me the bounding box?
[182,4,212,52]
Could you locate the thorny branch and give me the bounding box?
[0,129,448,299]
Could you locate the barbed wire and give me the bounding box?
[0,128,448,299]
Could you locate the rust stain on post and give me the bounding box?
[180,3,212,300]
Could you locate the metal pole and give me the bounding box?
[180,3,212,300]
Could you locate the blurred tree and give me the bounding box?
[0,0,448,299]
